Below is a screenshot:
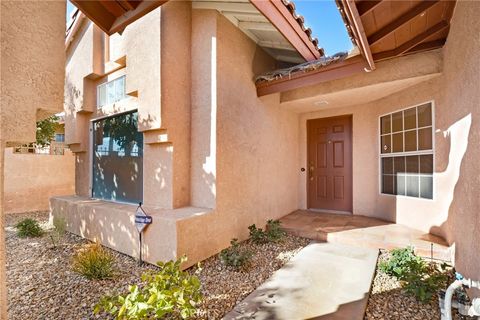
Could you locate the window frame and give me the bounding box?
[97,75,127,108]
[89,109,144,205]
[378,100,436,200]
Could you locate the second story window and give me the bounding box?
[97,75,126,107]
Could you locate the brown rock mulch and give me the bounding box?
[5,211,309,320]
[364,250,465,320]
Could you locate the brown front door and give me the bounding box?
[307,115,352,212]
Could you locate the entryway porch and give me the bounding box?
[280,210,452,261]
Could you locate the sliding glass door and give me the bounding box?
[92,111,143,204]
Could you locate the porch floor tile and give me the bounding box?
[279,210,451,261]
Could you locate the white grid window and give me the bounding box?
[97,75,126,108]
[379,102,434,199]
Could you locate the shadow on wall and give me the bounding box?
[386,113,471,239]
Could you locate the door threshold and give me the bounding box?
[308,209,352,215]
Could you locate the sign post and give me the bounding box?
[135,202,153,265]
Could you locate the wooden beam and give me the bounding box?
[256,55,368,96]
[357,0,383,16]
[191,1,259,13]
[109,1,167,34]
[238,21,276,32]
[373,20,449,61]
[71,0,167,35]
[368,0,439,46]
[71,0,116,34]
[343,0,375,70]
[258,40,296,51]
[404,39,446,55]
[100,1,128,17]
[249,0,321,61]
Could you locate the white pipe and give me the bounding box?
[445,277,480,320]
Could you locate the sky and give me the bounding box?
[66,0,76,26]
[66,0,352,56]
[287,0,353,56]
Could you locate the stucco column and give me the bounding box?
[0,141,5,320]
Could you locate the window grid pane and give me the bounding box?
[97,76,126,108]
[380,102,433,199]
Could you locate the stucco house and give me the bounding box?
[52,0,479,289]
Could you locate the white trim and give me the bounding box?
[377,100,435,200]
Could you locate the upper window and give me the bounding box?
[54,133,65,142]
[379,102,434,199]
[97,75,126,107]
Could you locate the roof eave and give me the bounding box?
[250,0,323,61]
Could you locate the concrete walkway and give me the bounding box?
[224,242,378,320]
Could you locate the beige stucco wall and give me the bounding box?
[292,0,479,285]
[1,2,66,317]
[1,1,65,145]
[439,0,480,284]
[4,148,75,214]
[58,6,299,268]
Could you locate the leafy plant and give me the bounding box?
[380,247,450,303]
[94,256,202,319]
[379,247,424,279]
[36,115,59,147]
[49,216,66,248]
[265,219,286,242]
[72,242,115,280]
[15,218,44,238]
[248,224,268,244]
[220,239,253,269]
[248,219,286,244]
[402,263,449,303]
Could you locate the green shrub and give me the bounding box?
[248,219,286,244]
[265,219,286,242]
[220,239,253,269]
[49,216,66,247]
[15,218,43,238]
[94,256,202,319]
[72,242,115,280]
[248,224,268,244]
[380,247,450,303]
[379,247,424,278]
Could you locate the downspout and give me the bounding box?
[444,273,480,320]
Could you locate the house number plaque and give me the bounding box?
[135,202,153,265]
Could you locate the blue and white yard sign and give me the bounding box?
[135,205,152,233]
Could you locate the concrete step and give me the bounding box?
[223,242,378,320]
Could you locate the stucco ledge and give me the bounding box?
[50,195,214,268]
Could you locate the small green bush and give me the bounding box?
[248,224,268,244]
[72,242,115,280]
[15,218,43,238]
[220,239,253,269]
[248,219,286,244]
[94,256,202,319]
[379,247,424,278]
[380,247,449,303]
[265,219,286,242]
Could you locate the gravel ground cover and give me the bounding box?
[365,250,464,320]
[6,211,309,320]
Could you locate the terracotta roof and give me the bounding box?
[255,51,349,84]
[281,0,324,56]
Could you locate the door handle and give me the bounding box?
[309,165,314,181]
